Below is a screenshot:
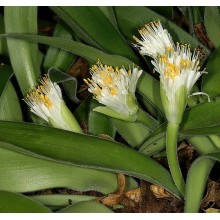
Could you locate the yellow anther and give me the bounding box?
[110,87,117,96]
[105,76,113,84]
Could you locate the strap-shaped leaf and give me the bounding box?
[31,194,96,209]
[88,99,116,138]
[0,141,119,194]
[4,6,40,94]
[0,191,51,213]
[43,21,77,72]
[202,46,220,98]
[205,6,220,48]
[0,64,23,121]
[50,6,138,63]
[58,200,113,213]
[0,120,181,199]
[184,152,220,212]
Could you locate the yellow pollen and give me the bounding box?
[180,59,190,68]
[105,76,113,84]
[38,94,53,108]
[164,63,180,80]
[110,87,117,96]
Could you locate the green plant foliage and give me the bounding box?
[31,194,96,210]
[2,6,220,213]
[50,6,139,63]
[58,200,113,213]
[0,191,51,213]
[205,6,220,48]
[202,46,220,98]
[0,64,23,121]
[184,153,220,212]
[43,22,77,72]
[0,141,119,194]
[49,67,81,104]
[0,121,181,199]
[4,6,40,94]
[0,13,8,56]
[88,99,116,138]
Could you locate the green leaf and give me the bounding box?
[89,100,116,138]
[58,200,113,213]
[0,191,51,213]
[112,118,150,148]
[184,152,220,212]
[4,6,40,94]
[114,6,210,55]
[0,82,23,121]
[178,6,205,36]
[31,194,96,210]
[0,120,181,199]
[0,64,23,121]
[49,67,80,104]
[137,72,164,115]
[148,6,173,19]
[74,95,92,123]
[43,21,77,72]
[0,141,118,194]
[0,13,8,56]
[98,6,118,28]
[202,46,220,98]
[204,6,220,48]
[140,98,220,153]
[50,6,139,63]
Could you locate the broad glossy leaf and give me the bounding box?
[0,141,118,194]
[4,6,40,94]
[43,22,77,72]
[0,120,181,199]
[202,46,220,98]
[0,191,51,213]
[115,6,210,55]
[184,152,220,212]
[205,6,220,48]
[0,64,23,121]
[58,200,113,213]
[89,100,116,138]
[50,6,138,63]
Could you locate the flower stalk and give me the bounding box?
[166,122,185,195]
[134,20,208,195]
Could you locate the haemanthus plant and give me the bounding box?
[0,6,219,213]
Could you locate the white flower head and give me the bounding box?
[133,20,175,59]
[84,61,142,120]
[152,43,207,123]
[24,74,82,132]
